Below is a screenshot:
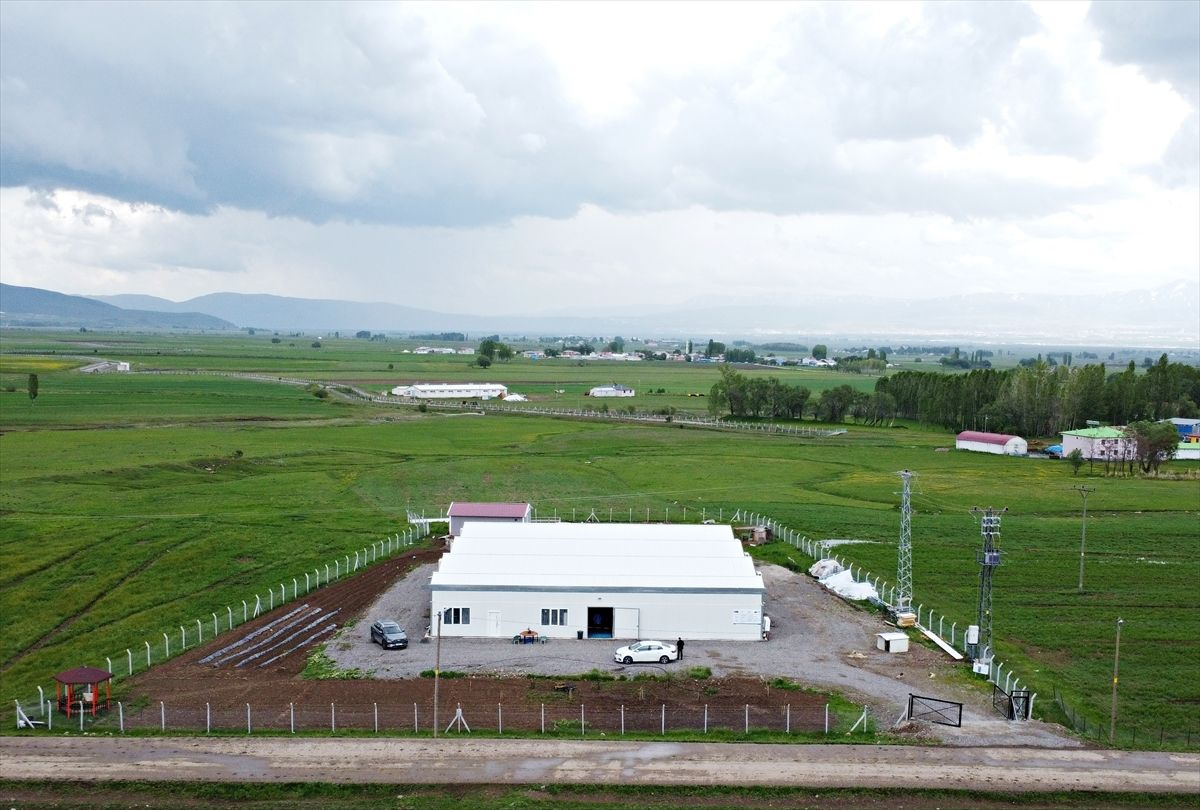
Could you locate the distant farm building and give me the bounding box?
[955,431,1028,456]
[1061,427,1135,460]
[1165,418,1200,442]
[447,501,532,537]
[430,522,766,641]
[390,383,508,400]
[80,361,130,373]
[588,384,635,397]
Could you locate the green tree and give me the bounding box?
[28,373,38,404]
[607,336,625,353]
[474,355,492,368]
[1067,448,1085,476]
[812,344,828,360]
[496,343,514,362]
[478,339,497,360]
[1126,421,1179,473]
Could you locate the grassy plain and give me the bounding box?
[1,330,1197,745]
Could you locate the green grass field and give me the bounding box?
[2,330,1198,746]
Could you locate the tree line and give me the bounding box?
[878,354,1199,436]
[706,355,1200,439]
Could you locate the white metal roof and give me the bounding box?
[431,522,764,593]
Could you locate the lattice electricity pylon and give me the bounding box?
[894,470,915,614]
[970,506,1007,673]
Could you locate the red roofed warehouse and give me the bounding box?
[447,502,532,537]
[955,431,1028,456]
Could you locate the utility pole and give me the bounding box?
[970,506,1007,676]
[433,611,441,739]
[894,470,915,616]
[1074,485,1096,592]
[1110,617,1124,743]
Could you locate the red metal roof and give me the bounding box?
[54,666,113,684]
[447,502,531,518]
[956,431,1022,445]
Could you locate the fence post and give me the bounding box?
[269,590,273,611]
[745,704,749,734]
[375,703,379,734]
[160,701,165,732]
[293,578,298,599]
[145,641,151,667]
[825,704,829,734]
[197,618,203,643]
[106,657,112,677]
[541,704,545,734]
[786,704,791,734]
[118,702,123,733]
[331,703,336,733]
[414,703,419,733]
[498,703,502,735]
[212,612,218,636]
[704,704,708,734]
[127,648,133,675]
[306,573,310,593]
[164,632,170,658]
[206,703,211,734]
[620,705,625,735]
[243,601,248,623]
[246,703,251,734]
[661,704,665,735]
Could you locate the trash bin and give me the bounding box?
[577,630,584,640]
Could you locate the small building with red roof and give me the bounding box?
[447,502,532,537]
[955,430,1028,456]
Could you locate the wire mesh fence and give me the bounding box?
[99,699,835,737]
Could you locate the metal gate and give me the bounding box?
[993,685,1033,720]
[908,693,962,727]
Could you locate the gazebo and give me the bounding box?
[54,666,112,718]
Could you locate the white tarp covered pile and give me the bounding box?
[808,558,843,579]
[810,558,879,601]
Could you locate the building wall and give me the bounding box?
[430,588,765,641]
[448,514,530,538]
[1062,434,1136,460]
[955,440,1004,455]
[589,387,635,397]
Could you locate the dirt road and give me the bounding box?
[2,737,1196,793]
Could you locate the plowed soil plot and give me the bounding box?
[125,548,824,735]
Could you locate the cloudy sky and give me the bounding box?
[1,0,1197,318]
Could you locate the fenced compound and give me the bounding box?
[98,699,840,737]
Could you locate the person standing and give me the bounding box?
[676,637,684,660]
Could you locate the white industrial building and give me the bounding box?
[390,383,508,399]
[446,502,532,538]
[1061,427,1134,460]
[955,431,1028,456]
[588,384,635,397]
[429,522,766,641]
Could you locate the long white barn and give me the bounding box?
[390,383,508,399]
[430,522,766,642]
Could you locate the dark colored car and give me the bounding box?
[370,620,408,649]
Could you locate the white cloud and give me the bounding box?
[0,1,1195,321]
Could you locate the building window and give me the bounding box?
[443,607,470,625]
[540,608,568,626]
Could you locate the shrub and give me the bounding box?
[687,666,712,679]
[420,669,466,678]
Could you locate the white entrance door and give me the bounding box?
[487,610,502,637]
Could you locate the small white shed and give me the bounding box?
[876,632,909,653]
[446,502,532,537]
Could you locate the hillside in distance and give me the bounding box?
[91,280,1200,346]
[0,284,234,330]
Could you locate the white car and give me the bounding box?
[614,640,678,665]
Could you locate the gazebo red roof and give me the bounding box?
[54,666,113,684]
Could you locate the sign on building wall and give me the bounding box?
[732,608,762,625]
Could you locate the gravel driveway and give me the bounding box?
[328,559,1080,748]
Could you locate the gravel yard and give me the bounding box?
[329,558,1081,748]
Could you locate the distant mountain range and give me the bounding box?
[0,284,234,330]
[1,280,1195,347]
